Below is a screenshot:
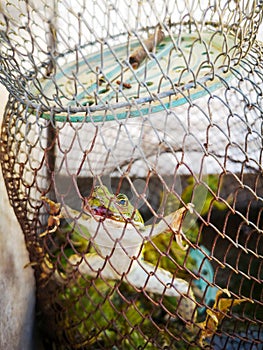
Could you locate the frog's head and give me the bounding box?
[83,185,144,226]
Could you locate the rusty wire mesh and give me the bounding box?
[1,1,263,349]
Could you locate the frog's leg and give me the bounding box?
[143,204,194,250]
[69,252,193,299]
[68,253,196,321]
[68,253,119,280]
[125,259,197,321]
[68,250,190,298]
[126,259,189,297]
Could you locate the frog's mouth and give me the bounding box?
[83,202,124,222]
[91,206,115,219]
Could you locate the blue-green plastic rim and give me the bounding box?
[31,28,243,123]
[39,73,234,123]
[32,27,245,123]
[33,31,240,123]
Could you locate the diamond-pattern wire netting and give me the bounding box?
[0,1,263,349]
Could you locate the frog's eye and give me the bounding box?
[116,194,128,207]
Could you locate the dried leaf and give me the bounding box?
[40,197,62,236]
[197,289,252,346]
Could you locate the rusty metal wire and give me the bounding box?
[0,1,263,349]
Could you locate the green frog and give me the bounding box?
[42,185,196,321]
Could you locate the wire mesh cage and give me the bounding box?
[0,0,263,349]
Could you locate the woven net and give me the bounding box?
[0,1,263,349]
